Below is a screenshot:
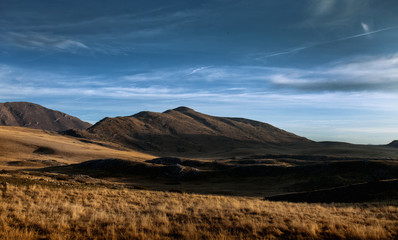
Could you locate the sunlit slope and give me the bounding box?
[0,126,154,169]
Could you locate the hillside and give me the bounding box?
[66,106,311,155]
[0,126,154,170]
[0,102,91,131]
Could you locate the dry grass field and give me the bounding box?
[1,126,398,239]
[0,172,397,240]
[0,126,154,170]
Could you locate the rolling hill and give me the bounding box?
[65,106,312,155]
[0,102,91,131]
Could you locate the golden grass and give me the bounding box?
[0,178,397,240]
[1,126,397,239]
[0,126,154,169]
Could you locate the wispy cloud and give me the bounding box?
[2,52,398,101]
[0,8,204,55]
[2,9,203,33]
[361,22,370,33]
[268,54,398,92]
[1,32,89,53]
[187,66,211,76]
[118,54,398,94]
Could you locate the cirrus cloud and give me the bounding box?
[1,32,89,53]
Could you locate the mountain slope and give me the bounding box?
[0,102,91,131]
[67,106,311,155]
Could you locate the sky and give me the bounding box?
[1,0,398,144]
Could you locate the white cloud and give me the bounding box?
[361,22,370,33]
[55,40,89,50]
[3,52,398,99]
[1,32,89,53]
[187,66,211,75]
[122,55,398,94]
[268,54,398,92]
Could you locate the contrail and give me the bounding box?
[334,25,397,42]
[258,25,398,59]
[259,46,310,58]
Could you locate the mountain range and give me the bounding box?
[1,102,397,158]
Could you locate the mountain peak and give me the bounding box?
[163,106,196,114]
[173,106,195,112]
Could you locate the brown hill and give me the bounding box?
[66,106,311,155]
[0,102,91,131]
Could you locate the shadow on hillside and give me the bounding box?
[32,156,398,201]
[265,179,398,203]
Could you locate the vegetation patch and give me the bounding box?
[33,146,56,155]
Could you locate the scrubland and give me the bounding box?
[0,176,397,240]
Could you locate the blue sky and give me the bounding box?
[1,0,398,144]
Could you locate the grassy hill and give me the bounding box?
[0,126,154,170]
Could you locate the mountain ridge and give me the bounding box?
[0,102,91,131]
[68,106,312,155]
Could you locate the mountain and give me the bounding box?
[0,102,91,131]
[66,106,311,155]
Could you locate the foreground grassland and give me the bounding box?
[0,175,397,240]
